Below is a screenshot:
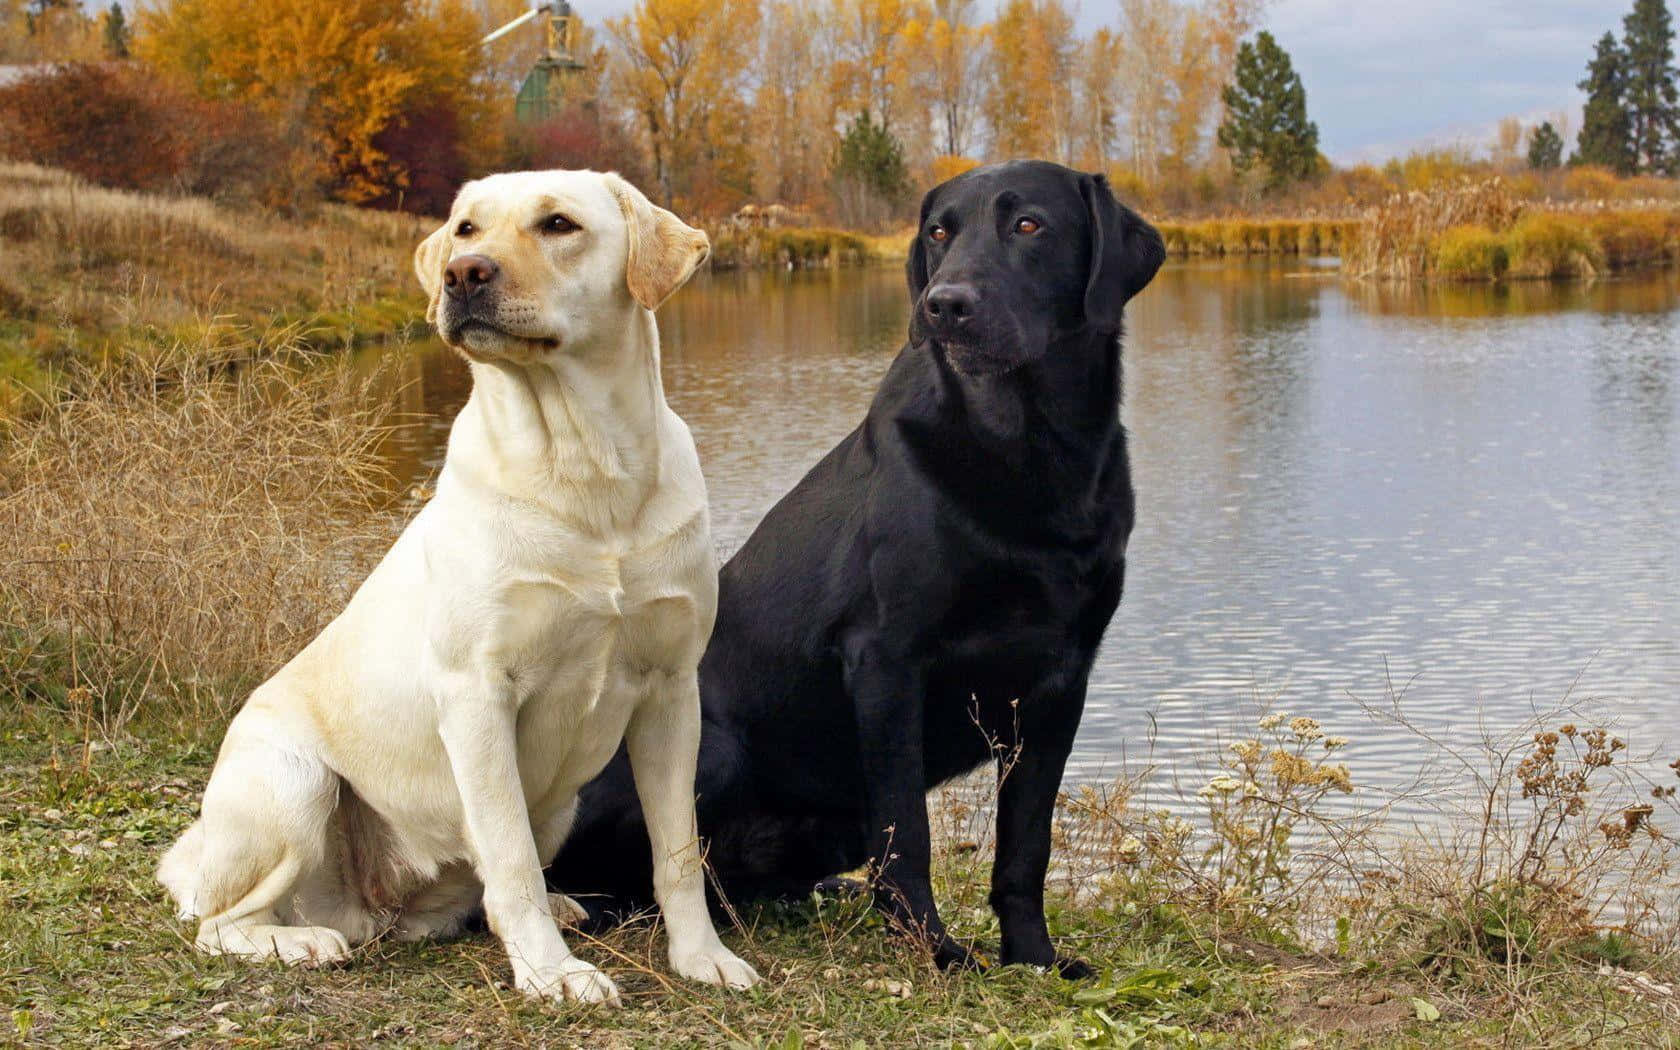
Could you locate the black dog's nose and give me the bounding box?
[444,254,499,298]
[923,282,978,328]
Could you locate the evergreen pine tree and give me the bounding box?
[833,111,909,205]
[1526,122,1563,170]
[1216,31,1320,190]
[102,2,130,58]
[1621,0,1680,174]
[1575,31,1636,173]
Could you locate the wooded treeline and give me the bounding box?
[2,0,1287,219]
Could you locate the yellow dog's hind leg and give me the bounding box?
[157,705,352,965]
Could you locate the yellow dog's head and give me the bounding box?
[414,170,709,363]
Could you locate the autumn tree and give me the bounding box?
[920,0,988,159]
[1576,31,1636,172]
[1216,30,1318,190]
[4,0,100,61]
[1621,0,1680,173]
[608,0,759,212]
[984,0,1077,162]
[1491,116,1524,167]
[1075,28,1124,170]
[1116,0,1175,180]
[752,0,835,205]
[828,0,927,144]
[139,0,493,204]
[1527,122,1563,170]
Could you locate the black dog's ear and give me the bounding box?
[1081,173,1165,330]
[905,186,936,301]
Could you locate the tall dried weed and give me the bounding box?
[0,345,407,735]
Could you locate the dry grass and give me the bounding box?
[0,344,408,736]
[1343,178,1526,281]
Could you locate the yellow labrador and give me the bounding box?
[158,170,759,1004]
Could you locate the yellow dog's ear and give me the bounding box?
[413,223,453,325]
[606,173,710,311]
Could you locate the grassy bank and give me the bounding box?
[0,163,434,414]
[1156,218,1364,259]
[8,708,1677,1049]
[2,352,1678,1047]
[707,225,909,271]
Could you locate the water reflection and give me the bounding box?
[374,262,1680,812]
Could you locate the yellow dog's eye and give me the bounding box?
[929,225,949,243]
[455,220,475,237]
[542,214,579,234]
[1015,217,1042,235]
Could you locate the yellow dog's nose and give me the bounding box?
[444,254,499,298]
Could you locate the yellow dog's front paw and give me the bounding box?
[670,943,761,990]
[515,956,622,1006]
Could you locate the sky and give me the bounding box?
[576,0,1626,164]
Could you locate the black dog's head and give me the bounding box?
[906,160,1165,376]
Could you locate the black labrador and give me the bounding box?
[548,160,1164,975]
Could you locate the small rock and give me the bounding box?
[1314,994,1335,1008]
[208,1001,234,1016]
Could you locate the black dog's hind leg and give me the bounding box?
[990,679,1094,978]
[846,643,983,971]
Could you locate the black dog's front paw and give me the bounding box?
[932,936,990,972]
[813,876,869,898]
[1053,955,1095,980]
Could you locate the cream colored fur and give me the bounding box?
[157,170,756,1005]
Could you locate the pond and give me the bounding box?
[379,261,1680,815]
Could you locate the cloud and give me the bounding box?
[1260,0,1611,160]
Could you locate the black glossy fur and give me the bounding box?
[547,160,1165,974]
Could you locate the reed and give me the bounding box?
[1343,176,1679,282]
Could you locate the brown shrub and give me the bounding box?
[0,63,298,206]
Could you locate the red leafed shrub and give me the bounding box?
[0,62,298,204]
[364,101,470,217]
[504,104,648,186]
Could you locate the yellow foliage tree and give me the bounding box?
[827,0,928,140]
[752,0,836,205]
[608,0,760,212]
[984,0,1076,162]
[138,0,490,203]
[920,0,988,158]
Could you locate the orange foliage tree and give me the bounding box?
[607,0,760,213]
[984,0,1077,162]
[138,0,492,205]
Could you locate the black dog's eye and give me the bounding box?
[455,220,475,237]
[541,213,579,235]
[928,224,949,243]
[1014,217,1042,235]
